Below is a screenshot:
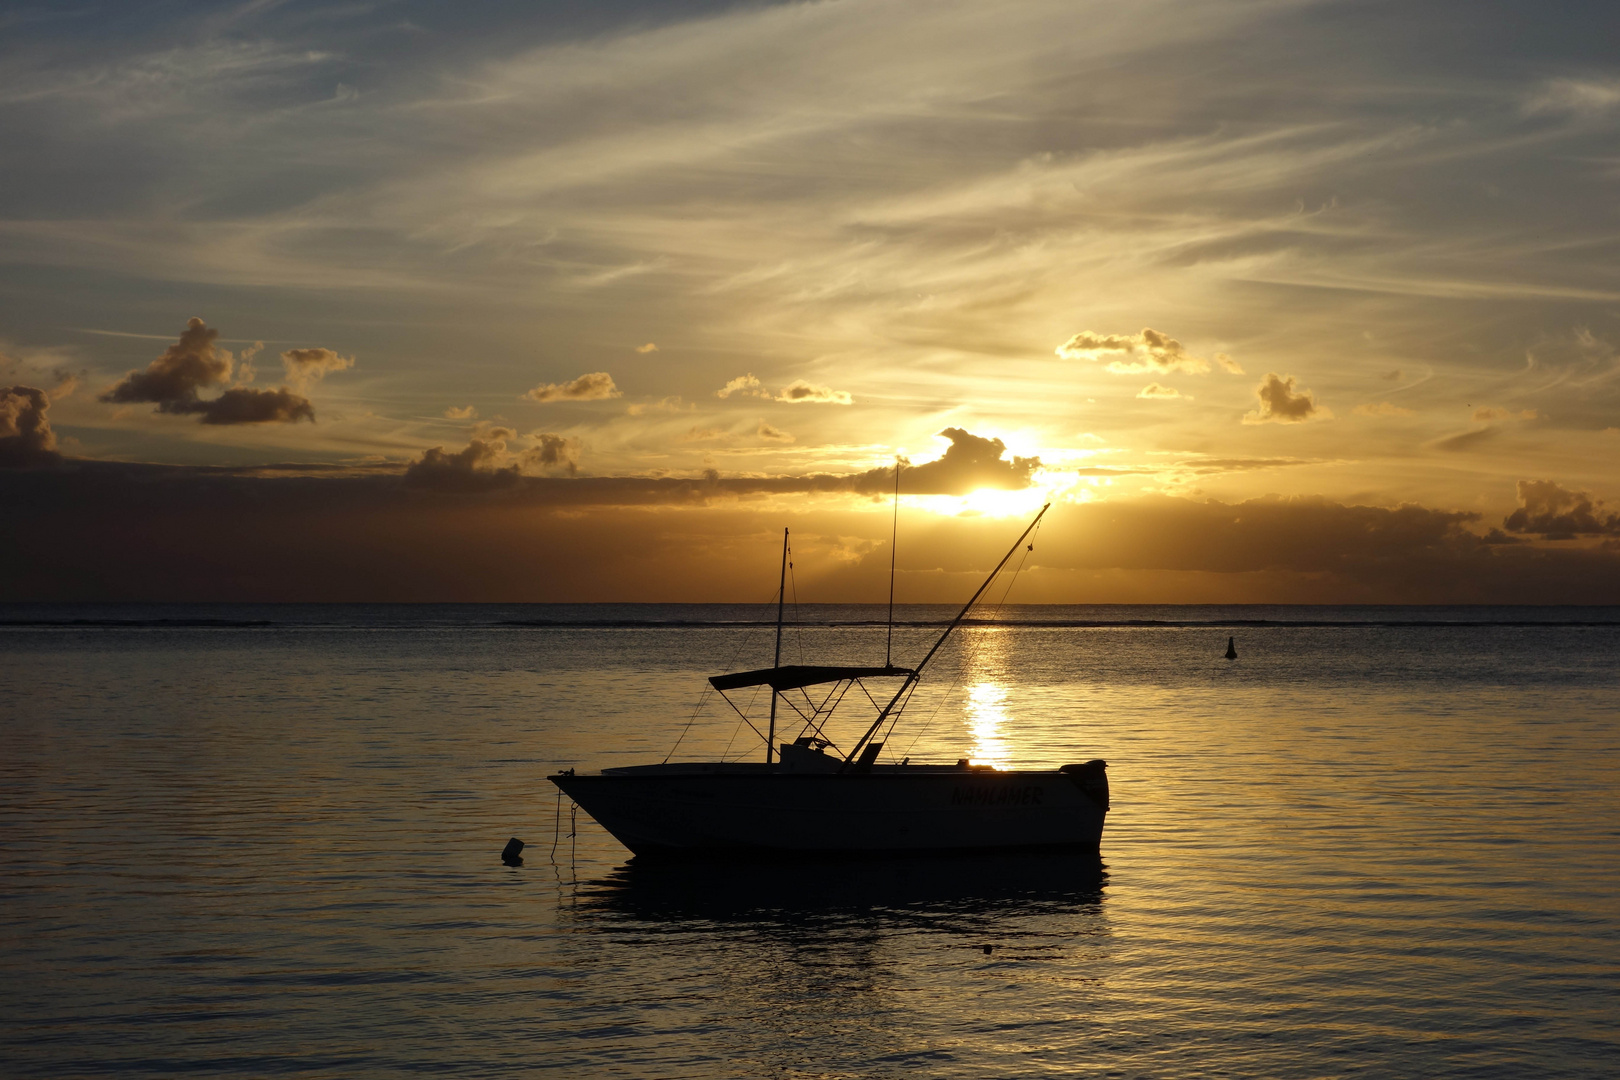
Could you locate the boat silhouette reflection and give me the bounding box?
[575,851,1107,924]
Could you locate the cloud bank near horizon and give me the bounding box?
[4,453,1618,603]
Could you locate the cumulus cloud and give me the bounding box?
[756,420,794,443]
[776,379,853,404]
[99,317,321,425]
[101,317,232,409]
[0,385,61,467]
[1056,327,1211,375]
[1216,353,1244,374]
[634,343,659,353]
[403,437,521,491]
[524,371,621,402]
[1244,373,1327,424]
[1502,479,1620,538]
[281,346,355,387]
[1354,401,1414,417]
[865,427,1039,494]
[521,432,581,475]
[716,374,853,403]
[716,373,768,399]
[1137,383,1184,399]
[445,405,478,419]
[1472,406,1539,422]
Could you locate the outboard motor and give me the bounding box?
[1060,759,1109,811]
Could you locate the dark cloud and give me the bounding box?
[521,433,582,475]
[195,387,316,425]
[1045,494,1479,577]
[5,465,1620,603]
[524,372,621,402]
[403,437,521,491]
[0,385,61,468]
[1244,373,1326,424]
[863,427,1039,495]
[101,317,231,410]
[99,318,319,425]
[1503,479,1620,538]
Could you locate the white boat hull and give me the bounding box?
[550,762,1108,858]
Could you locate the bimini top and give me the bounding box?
[709,664,915,693]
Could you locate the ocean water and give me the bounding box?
[1,603,1617,1078]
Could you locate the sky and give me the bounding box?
[4,0,1620,602]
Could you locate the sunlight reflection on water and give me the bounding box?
[964,683,1012,769]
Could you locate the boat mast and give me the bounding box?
[767,527,787,764]
[886,458,900,667]
[842,502,1049,767]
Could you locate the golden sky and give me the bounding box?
[3,0,1620,601]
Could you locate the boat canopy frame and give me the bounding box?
[709,664,915,693]
[708,665,916,757]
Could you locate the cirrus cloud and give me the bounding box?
[1354,401,1414,417]
[1472,406,1539,422]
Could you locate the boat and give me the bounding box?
[548,501,1109,859]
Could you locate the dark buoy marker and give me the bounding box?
[501,837,525,866]
[1224,636,1237,660]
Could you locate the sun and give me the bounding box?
[908,485,1053,519]
[959,486,1049,518]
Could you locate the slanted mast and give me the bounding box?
[708,501,1049,769]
